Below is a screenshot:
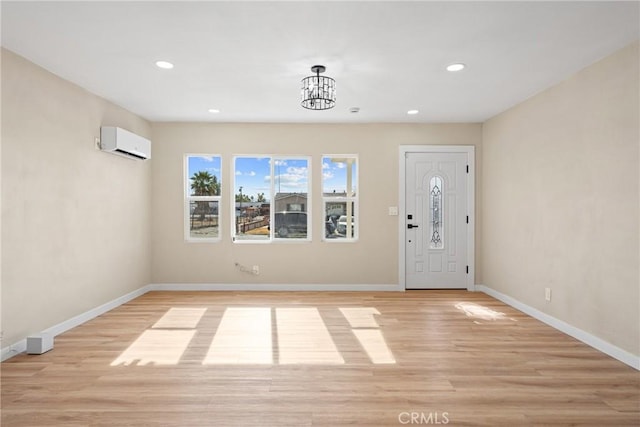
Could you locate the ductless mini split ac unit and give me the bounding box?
[100,126,151,160]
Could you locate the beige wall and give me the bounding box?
[7,39,636,363]
[151,123,482,285]
[482,42,640,356]
[1,49,152,346]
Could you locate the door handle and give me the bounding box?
[407,224,419,229]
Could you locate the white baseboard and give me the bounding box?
[476,284,640,371]
[1,339,27,362]
[149,283,403,292]
[1,285,151,362]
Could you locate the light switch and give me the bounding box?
[388,206,398,216]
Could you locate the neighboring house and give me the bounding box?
[274,193,307,213]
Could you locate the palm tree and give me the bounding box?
[190,171,220,228]
[190,171,220,196]
[257,193,266,203]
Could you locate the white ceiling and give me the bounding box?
[2,1,638,123]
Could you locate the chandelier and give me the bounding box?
[301,65,336,110]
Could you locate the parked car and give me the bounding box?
[337,215,355,236]
[274,211,307,238]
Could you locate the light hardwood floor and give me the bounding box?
[2,291,639,426]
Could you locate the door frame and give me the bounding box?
[398,145,475,291]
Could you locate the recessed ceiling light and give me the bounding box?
[155,60,174,69]
[208,109,220,114]
[407,110,419,115]
[446,63,466,72]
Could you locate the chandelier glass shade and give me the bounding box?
[301,65,336,110]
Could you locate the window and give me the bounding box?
[233,156,310,242]
[185,155,221,242]
[322,156,358,241]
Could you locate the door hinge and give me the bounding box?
[466,266,469,274]
[466,165,469,173]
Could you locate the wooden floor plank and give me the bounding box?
[2,290,638,426]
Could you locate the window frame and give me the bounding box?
[232,154,312,243]
[184,154,222,243]
[321,154,359,242]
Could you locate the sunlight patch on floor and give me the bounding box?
[339,307,381,328]
[352,329,396,364]
[152,307,207,329]
[276,307,344,365]
[203,307,272,365]
[111,330,196,366]
[112,306,397,366]
[454,302,512,322]
[340,307,396,364]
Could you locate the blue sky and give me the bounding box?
[187,155,357,198]
[235,157,309,200]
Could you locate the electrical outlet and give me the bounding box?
[545,288,551,302]
[252,265,259,275]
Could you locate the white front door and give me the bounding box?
[404,151,469,289]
